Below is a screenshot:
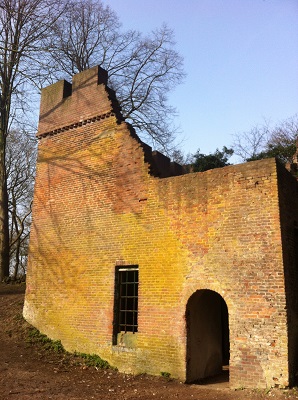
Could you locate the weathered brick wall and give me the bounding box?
[276,162,298,385]
[24,67,296,389]
[156,160,289,388]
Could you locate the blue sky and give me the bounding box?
[106,0,298,156]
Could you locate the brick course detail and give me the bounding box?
[24,66,298,389]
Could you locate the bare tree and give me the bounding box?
[48,0,185,153]
[232,115,298,164]
[269,115,298,160]
[6,130,36,279]
[171,149,194,166]
[232,123,270,161]
[0,0,63,280]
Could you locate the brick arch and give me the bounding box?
[185,289,229,383]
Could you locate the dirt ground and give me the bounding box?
[0,283,297,400]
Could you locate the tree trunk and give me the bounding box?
[12,240,20,280]
[12,206,21,280]
[0,132,10,281]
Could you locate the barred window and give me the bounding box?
[113,266,138,340]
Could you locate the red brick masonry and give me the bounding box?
[24,66,298,388]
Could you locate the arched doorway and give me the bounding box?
[186,289,229,383]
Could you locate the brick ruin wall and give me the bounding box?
[276,163,298,382]
[24,67,298,388]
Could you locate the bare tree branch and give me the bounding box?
[47,0,185,152]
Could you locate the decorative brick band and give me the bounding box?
[38,110,118,139]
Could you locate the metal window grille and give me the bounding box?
[115,267,138,334]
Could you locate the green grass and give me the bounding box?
[27,327,65,353]
[26,326,114,370]
[160,371,171,379]
[74,352,112,369]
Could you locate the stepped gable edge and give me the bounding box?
[37,65,185,178]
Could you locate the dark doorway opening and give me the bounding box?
[186,290,229,384]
